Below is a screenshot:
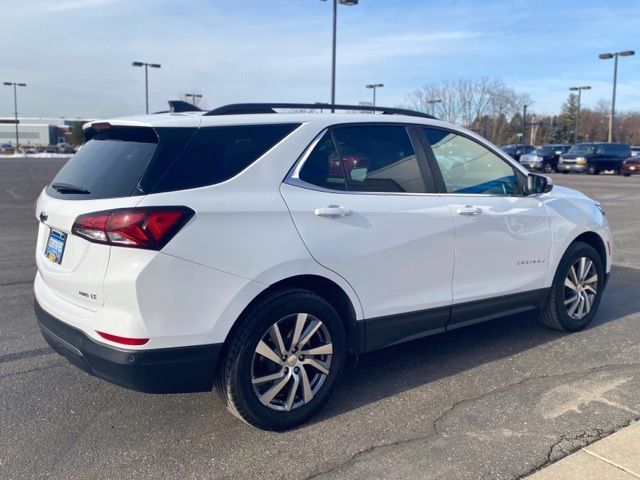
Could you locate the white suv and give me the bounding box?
[34,103,612,430]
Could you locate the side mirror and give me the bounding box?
[526,173,553,195]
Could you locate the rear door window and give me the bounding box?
[331,125,426,193]
[46,127,158,200]
[152,123,299,193]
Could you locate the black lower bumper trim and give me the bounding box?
[35,300,222,394]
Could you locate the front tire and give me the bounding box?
[217,289,346,430]
[539,242,605,332]
[586,164,599,175]
[543,163,555,174]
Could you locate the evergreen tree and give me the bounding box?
[70,122,85,147]
[550,94,579,144]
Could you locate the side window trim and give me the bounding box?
[419,125,527,196]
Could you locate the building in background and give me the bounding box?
[0,116,92,147]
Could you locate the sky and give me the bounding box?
[2,0,639,119]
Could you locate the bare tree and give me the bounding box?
[406,78,527,144]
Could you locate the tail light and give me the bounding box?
[72,206,194,250]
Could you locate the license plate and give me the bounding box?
[45,229,67,264]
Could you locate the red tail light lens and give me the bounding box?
[97,331,149,346]
[72,206,194,250]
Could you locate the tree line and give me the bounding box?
[406,78,640,146]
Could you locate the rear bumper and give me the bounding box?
[35,300,222,394]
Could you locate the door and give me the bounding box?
[281,125,455,333]
[420,127,552,309]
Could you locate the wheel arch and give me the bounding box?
[571,231,607,272]
[223,275,363,356]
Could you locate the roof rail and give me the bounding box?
[204,103,435,119]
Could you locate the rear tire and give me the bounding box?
[216,289,346,430]
[543,163,554,174]
[586,164,599,175]
[539,242,605,332]
[623,173,631,177]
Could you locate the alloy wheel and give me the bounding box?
[563,257,598,320]
[251,313,333,412]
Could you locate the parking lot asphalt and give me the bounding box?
[1,157,639,480]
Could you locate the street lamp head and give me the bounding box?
[338,0,358,4]
[619,50,635,57]
[569,87,578,91]
[366,83,384,89]
[18,83,27,87]
[599,53,614,60]
[132,61,144,67]
[149,63,162,68]
[3,82,12,86]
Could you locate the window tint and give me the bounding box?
[331,125,426,193]
[46,127,158,200]
[298,132,347,190]
[152,123,299,193]
[423,128,522,195]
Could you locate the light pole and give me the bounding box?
[185,93,202,106]
[426,98,441,116]
[321,0,358,112]
[569,86,591,144]
[365,83,383,112]
[3,82,26,149]
[599,50,634,142]
[132,61,162,114]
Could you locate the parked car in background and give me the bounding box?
[23,146,38,154]
[630,146,640,157]
[519,144,570,173]
[1,143,15,155]
[557,143,631,175]
[499,144,535,162]
[621,156,640,176]
[44,146,59,154]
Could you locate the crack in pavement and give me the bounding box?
[303,361,640,480]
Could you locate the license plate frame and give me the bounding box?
[44,228,67,265]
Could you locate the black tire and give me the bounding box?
[623,173,631,177]
[561,171,569,174]
[586,164,599,175]
[539,242,605,332]
[543,163,554,174]
[216,289,346,430]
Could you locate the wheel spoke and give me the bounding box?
[297,319,322,349]
[569,266,579,287]
[256,340,284,366]
[284,374,300,411]
[567,295,581,317]
[290,313,307,349]
[584,292,594,313]
[269,323,286,356]
[584,284,597,294]
[301,343,333,356]
[304,358,330,375]
[576,294,586,318]
[583,274,598,285]
[564,277,578,292]
[252,370,285,385]
[259,374,291,405]
[299,366,314,404]
[564,294,579,306]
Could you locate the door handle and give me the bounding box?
[456,205,483,216]
[314,205,353,217]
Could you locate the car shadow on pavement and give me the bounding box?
[312,264,640,424]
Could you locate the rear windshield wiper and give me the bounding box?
[51,182,91,194]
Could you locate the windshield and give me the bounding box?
[532,147,553,155]
[567,144,597,155]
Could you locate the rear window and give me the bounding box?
[46,123,299,200]
[151,123,299,193]
[46,127,158,200]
